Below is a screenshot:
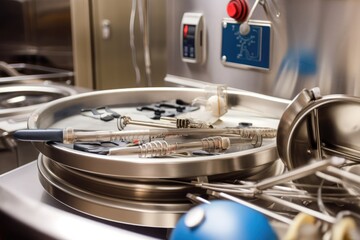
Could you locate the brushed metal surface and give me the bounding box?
[0,83,78,119]
[43,156,203,202]
[0,82,85,174]
[37,151,284,228]
[38,154,192,228]
[0,0,72,69]
[0,162,167,238]
[0,184,154,239]
[72,0,167,89]
[166,0,360,98]
[276,89,360,189]
[28,87,284,179]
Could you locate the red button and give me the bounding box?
[183,25,189,38]
[227,2,240,18]
[183,24,189,38]
[226,0,249,22]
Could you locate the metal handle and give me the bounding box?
[102,19,111,39]
[240,0,281,35]
[108,136,231,157]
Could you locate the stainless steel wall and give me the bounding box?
[72,0,167,89]
[0,0,73,70]
[166,0,360,99]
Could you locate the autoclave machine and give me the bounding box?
[0,0,360,239]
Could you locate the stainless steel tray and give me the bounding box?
[0,82,86,174]
[38,154,192,228]
[0,83,79,119]
[28,87,289,227]
[28,87,287,179]
[37,150,285,228]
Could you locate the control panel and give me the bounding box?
[181,13,206,64]
[221,19,271,70]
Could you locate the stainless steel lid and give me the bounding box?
[277,88,360,186]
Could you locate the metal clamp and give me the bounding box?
[240,0,280,35]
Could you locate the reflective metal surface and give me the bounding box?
[71,0,166,89]
[41,155,202,202]
[0,185,154,240]
[26,87,288,227]
[0,82,85,174]
[28,87,284,179]
[277,88,360,188]
[37,151,284,227]
[166,0,360,98]
[38,155,193,228]
[0,63,74,85]
[0,83,78,119]
[0,162,167,238]
[0,0,72,69]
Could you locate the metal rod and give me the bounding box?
[209,190,293,225]
[312,109,324,160]
[14,127,273,143]
[160,117,213,129]
[245,0,261,23]
[322,146,360,162]
[118,116,176,130]
[255,157,345,190]
[326,166,360,186]
[258,193,336,224]
[73,127,274,143]
[108,136,231,157]
[186,193,211,204]
[195,182,359,205]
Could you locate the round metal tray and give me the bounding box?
[40,155,202,202]
[0,83,80,119]
[30,87,287,227]
[38,154,192,228]
[28,87,281,179]
[38,154,284,228]
[0,82,85,174]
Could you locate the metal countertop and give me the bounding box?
[0,160,168,239]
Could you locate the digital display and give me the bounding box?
[183,24,196,59]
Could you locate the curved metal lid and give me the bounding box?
[277,88,360,170]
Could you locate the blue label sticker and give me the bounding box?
[221,21,271,70]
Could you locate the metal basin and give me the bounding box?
[28,87,288,227]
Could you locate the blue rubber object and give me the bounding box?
[13,129,64,142]
[170,200,278,240]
